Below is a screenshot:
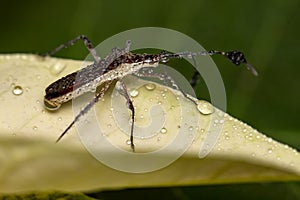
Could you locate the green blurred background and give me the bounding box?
[0,0,299,199]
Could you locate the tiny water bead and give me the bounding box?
[126,139,132,146]
[50,62,66,75]
[267,148,273,154]
[129,89,139,97]
[32,126,38,131]
[197,100,214,115]
[160,127,167,134]
[12,85,23,95]
[144,83,156,91]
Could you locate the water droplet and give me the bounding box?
[50,62,66,75]
[140,114,144,119]
[58,117,62,121]
[242,128,247,133]
[225,135,230,140]
[32,126,38,131]
[129,89,139,97]
[36,100,40,104]
[188,126,194,131]
[200,128,205,133]
[12,85,23,95]
[256,135,261,139]
[126,139,132,145]
[267,148,273,153]
[276,156,281,160]
[144,83,156,91]
[266,138,273,143]
[107,124,112,128]
[157,101,162,105]
[144,108,148,112]
[160,127,167,134]
[157,137,161,142]
[197,100,214,115]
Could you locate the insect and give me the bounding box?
[42,35,258,151]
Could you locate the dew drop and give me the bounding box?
[197,100,214,115]
[144,83,156,91]
[200,128,205,133]
[107,124,112,128]
[32,126,38,131]
[276,156,281,160]
[225,135,230,140]
[58,117,62,121]
[12,85,23,95]
[266,138,273,143]
[267,148,273,153]
[157,137,161,142]
[160,127,167,134]
[126,139,132,145]
[129,89,139,97]
[50,62,66,75]
[188,126,194,131]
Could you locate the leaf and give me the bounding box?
[0,54,299,193]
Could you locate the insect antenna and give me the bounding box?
[162,50,258,76]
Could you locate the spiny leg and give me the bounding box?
[41,35,101,62]
[117,79,135,151]
[56,80,113,143]
[189,55,200,88]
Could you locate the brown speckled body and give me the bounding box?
[44,52,161,109]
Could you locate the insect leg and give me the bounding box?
[135,68,198,106]
[41,35,101,62]
[56,80,113,143]
[117,79,135,152]
[189,55,200,88]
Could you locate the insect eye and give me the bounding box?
[44,99,61,111]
